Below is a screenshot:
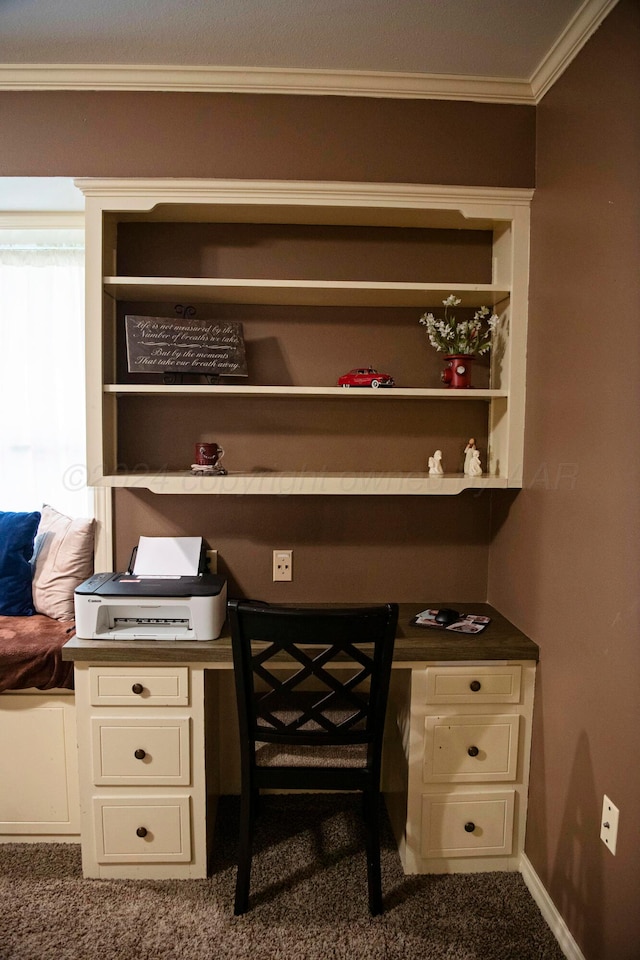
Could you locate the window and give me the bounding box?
[0,226,91,517]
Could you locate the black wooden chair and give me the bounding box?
[227,599,398,916]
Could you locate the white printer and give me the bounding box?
[74,537,227,641]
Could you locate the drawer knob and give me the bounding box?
[134,748,147,760]
[467,745,479,757]
[464,822,476,833]
[136,826,148,838]
[131,683,144,695]
[469,680,482,692]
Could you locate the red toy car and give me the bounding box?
[337,367,395,388]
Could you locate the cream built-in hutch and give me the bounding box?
[76,178,531,567]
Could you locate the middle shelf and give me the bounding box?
[104,385,507,399]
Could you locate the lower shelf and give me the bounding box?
[98,471,510,495]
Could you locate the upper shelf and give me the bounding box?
[104,277,510,308]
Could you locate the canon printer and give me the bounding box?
[74,537,227,641]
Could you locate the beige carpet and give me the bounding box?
[0,795,564,960]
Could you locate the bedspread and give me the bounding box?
[0,615,75,692]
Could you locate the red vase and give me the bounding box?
[441,354,474,389]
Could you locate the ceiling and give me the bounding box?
[0,0,616,102]
[0,0,583,77]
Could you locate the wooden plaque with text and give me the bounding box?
[125,315,248,377]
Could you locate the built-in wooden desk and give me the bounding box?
[63,603,538,880]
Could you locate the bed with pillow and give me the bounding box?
[0,506,94,840]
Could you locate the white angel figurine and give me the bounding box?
[468,448,483,476]
[463,437,477,475]
[428,449,444,476]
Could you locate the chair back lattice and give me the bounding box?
[228,602,398,762]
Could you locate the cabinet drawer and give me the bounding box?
[423,715,519,782]
[421,791,515,859]
[425,665,521,704]
[91,718,191,785]
[89,666,189,706]
[93,796,191,862]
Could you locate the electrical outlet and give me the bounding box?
[273,549,293,582]
[600,794,619,855]
[205,549,218,573]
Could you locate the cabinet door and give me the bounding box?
[0,694,79,834]
[91,718,191,785]
[423,715,520,782]
[421,791,515,858]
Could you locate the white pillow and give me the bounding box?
[32,504,94,621]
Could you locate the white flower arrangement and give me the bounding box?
[419,295,499,356]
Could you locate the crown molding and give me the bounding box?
[530,0,619,102]
[0,63,534,104]
[74,177,533,227]
[74,177,534,206]
[0,1,619,106]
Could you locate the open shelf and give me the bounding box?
[104,384,507,399]
[104,277,510,308]
[98,471,510,496]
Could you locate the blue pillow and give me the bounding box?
[0,510,41,616]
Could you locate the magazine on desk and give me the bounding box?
[411,609,491,635]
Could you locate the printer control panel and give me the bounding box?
[76,572,116,594]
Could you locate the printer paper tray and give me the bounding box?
[94,626,195,641]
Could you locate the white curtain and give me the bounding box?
[0,235,92,517]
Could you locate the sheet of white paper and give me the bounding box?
[132,536,202,576]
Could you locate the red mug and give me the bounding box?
[194,442,224,467]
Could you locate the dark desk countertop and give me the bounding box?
[62,603,538,664]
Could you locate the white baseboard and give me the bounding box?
[520,853,587,960]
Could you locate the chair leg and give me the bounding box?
[362,789,383,916]
[234,784,256,915]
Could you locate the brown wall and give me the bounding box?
[488,2,640,958]
[0,92,534,186]
[114,490,491,603]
